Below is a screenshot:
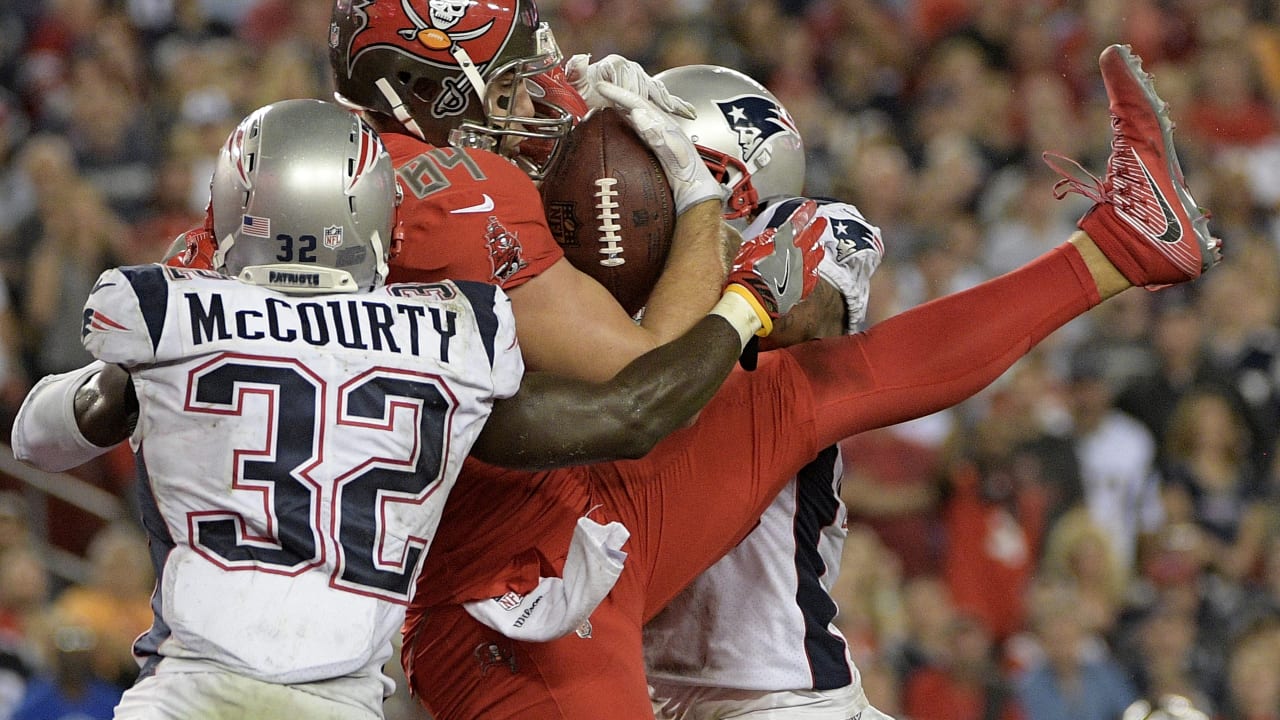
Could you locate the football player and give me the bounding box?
[642,64,893,720]
[325,0,734,382]
[397,44,1221,720]
[92,98,817,719]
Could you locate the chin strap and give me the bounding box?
[374,43,488,144]
[450,44,488,104]
[375,77,426,140]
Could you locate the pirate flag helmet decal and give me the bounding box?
[330,0,573,178]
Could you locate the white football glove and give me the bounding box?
[463,517,629,642]
[564,53,696,120]
[815,202,884,333]
[595,80,726,215]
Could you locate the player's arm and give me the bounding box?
[11,349,139,473]
[508,198,728,381]
[12,362,117,471]
[11,230,210,471]
[639,201,737,340]
[473,200,825,470]
[471,309,742,468]
[73,363,137,446]
[506,78,734,382]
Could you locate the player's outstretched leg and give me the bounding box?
[1045,43,1221,289]
[795,44,1224,453]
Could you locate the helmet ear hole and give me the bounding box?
[410,77,436,104]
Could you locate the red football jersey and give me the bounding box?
[381,133,563,288]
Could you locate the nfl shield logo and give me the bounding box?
[323,225,344,249]
[496,591,523,611]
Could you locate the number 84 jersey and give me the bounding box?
[82,264,522,697]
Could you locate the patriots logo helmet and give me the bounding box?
[330,0,574,178]
[654,65,805,224]
[714,94,798,171]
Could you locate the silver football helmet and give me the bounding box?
[210,99,400,293]
[653,65,805,224]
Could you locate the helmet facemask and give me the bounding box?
[695,144,759,222]
[446,23,574,179]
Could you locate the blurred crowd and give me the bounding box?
[0,0,1279,719]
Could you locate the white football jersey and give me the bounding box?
[82,265,522,701]
[644,446,856,691]
[644,197,880,694]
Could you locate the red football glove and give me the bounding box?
[725,198,825,338]
[532,64,591,123]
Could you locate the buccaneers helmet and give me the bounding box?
[210,99,400,293]
[654,65,806,224]
[329,0,573,178]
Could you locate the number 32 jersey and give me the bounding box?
[81,264,522,700]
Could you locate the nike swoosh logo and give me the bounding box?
[89,279,116,295]
[1136,153,1182,245]
[773,241,793,297]
[450,194,495,214]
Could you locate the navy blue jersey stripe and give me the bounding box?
[793,444,852,690]
[132,450,176,679]
[760,196,843,216]
[453,280,500,368]
[763,197,808,229]
[119,265,170,354]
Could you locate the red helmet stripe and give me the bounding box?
[349,123,383,190]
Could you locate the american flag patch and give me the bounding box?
[241,215,271,238]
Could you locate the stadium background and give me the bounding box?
[0,0,1279,718]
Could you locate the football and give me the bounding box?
[539,108,676,316]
